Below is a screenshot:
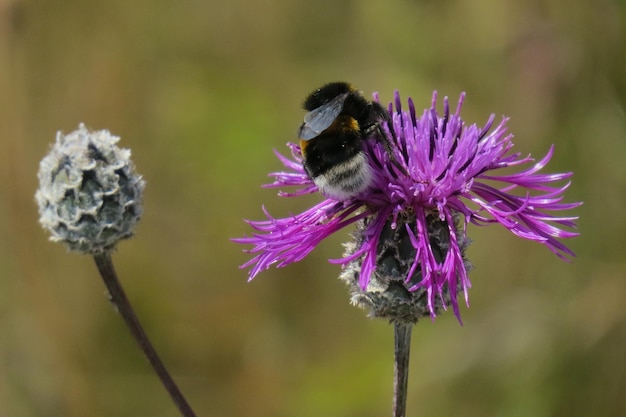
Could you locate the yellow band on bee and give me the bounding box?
[334,115,360,133]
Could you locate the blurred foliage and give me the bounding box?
[1,0,624,416]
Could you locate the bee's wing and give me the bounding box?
[298,93,349,140]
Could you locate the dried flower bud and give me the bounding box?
[36,124,144,254]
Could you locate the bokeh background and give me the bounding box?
[1,0,624,416]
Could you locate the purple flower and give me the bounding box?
[234,91,580,322]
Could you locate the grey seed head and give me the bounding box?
[36,124,145,254]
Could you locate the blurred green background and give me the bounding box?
[1,0,624,416]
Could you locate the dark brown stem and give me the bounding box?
[93,252,197,417]
[393,322,412,417]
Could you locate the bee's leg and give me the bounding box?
[375,125,409,178]
[365,103,409,177]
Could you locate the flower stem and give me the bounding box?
[393,322,412,417]
[93,253,197,417]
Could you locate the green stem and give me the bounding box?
[93,252,197,417]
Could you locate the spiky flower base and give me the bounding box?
[340,211,472,324]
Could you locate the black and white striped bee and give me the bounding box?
[298,82,396,200]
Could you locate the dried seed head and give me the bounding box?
[36,124,144,254]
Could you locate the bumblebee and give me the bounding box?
[298,82,395,201]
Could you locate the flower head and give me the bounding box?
[36,124,145,254]
[235,91,580,322]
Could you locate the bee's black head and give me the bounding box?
[303,82,355,111]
